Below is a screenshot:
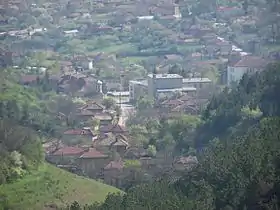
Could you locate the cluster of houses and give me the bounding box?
[43,99,197,188]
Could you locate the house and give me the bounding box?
[46,146,85,165]
[103,159,124,187]
[227,55,269,86]
[99,124,128,135]
[77,77,99,96]
[173,156,198,171]
[94,112,113,125]
[78,102,104,114]
[183,77,212,89]
[79,148,109,178]
[161,99,184,109]
[75,109,95,121]
[93,133,129,156]
[62,128,94,143]
[171,101,199,115]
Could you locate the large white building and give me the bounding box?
[129,74,212,102]
[227,55,268,86]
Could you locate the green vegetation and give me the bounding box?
[0,164,121,210]
[69,63,280,210]
[0,68,121,209]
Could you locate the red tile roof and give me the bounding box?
[20,75,42,83]
[52,146,85,156]
[232,56,269,68]
[104,160,124,170]
[79,148,108,159]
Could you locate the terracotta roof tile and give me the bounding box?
[79,148,108,159]
[52,146,84,156]
[233,56,269,68]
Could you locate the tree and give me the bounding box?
[169,115,201,154]
[102,97,116,110]
[136,96,154,111]
[147,145,157,157]
[168,64,182,75]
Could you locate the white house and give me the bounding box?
[227,56,268,86]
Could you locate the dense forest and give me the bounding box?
[66,62,280,210]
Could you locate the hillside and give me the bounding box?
[0,164,121,210]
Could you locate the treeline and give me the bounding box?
[68,63,280,210]
[0,69,61,184]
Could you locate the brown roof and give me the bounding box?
[20,75,42,83]
[76,109,95,116]
[99,124,127,133]
[232,56,268,68]
[94,133,128,147]
[52,146,85,156]
[79,148,108,159]
[79,102,104,111]
[104,160,124,170]
[162,99,184,106]
[172,103,198,113]
[63,129,93,135]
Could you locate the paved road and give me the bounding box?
[118,103,135,126]
[108,95,135,126]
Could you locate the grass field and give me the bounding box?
[0,164,121,210]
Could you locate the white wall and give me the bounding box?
[227,66,248,86]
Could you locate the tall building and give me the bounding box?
[173,1,182,20]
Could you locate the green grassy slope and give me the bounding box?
[0,163,121,210]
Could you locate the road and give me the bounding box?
[118,103,135,126]
[107,95,135,126]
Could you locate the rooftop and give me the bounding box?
[183,78,212,83]
[80,148,108,159]
[63,129,93,136]
[147,74,183,79]
[232,56,269,68]
[52,146,85,156]
[129,80,148,87]
[157,87,196,93]
[104,160,124,170]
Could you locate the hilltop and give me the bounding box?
[0,164,122,210]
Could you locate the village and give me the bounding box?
[1,0,279,190]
